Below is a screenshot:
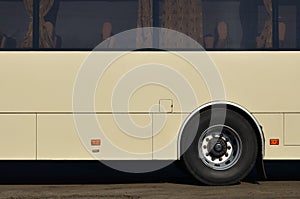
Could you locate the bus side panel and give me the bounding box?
[0,114,36,160]
[284,114,300,146]
[37,114,93,160]
[0,52,210,113]
[254,114,300,160]
[0,52,84,112]
[1,52,300,113]
[153,114,188,160]
[37,114,152,160]
[211,52,300,113]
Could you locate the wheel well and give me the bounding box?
[220,104,264,159]
[178,102,265,160]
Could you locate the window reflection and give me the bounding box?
[0,0,299,50]
[53,0,138,49]
[159,0,298,50]
[40,0,60,48]
[278,4,297,48]
[0,0,30,49]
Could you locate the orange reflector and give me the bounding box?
[91,139,101,146]
[270,139,279,145]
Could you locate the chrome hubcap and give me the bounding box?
[198,125,242,170]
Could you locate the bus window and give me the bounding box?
[203,0,244,49]
[39,0,60,48]
[2,0,299,51]
[46,0,138,49]
[0,0,31,49]
[277,0,297,49]
[158,0,204,49]
[158,0,272,50]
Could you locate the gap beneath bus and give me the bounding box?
[0,160,299,184]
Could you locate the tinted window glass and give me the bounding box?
[159,0,272,50]
[41,0,138,49]
[278,0,297,49]
[1,0,299,51]
[0,0,31,49]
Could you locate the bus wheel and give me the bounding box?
[182,108,258,185]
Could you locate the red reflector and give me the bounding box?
[270,139,279,145]
[91,139,101,146]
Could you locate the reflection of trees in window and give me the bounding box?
[137,0,153,47]
[233,0,273,49]
[22,0,57,48]
[137,0,203,48]
[161,0,203,47]
[15,0,290,50]
[256,0,272,48]
[22,0,34,48]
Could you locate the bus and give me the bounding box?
[1,0,300,185]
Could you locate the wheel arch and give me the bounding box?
[177,101,265,160]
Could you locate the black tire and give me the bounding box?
[182,108,258,185]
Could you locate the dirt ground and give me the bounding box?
[0,160,300,199]
[1,181,300,199]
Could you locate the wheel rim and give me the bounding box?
[198,125,242,170]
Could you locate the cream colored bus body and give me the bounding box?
[0,51,299,160]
